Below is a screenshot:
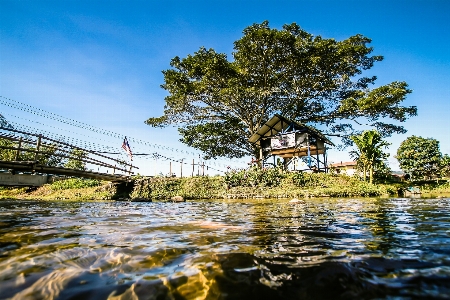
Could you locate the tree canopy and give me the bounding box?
[0,114,13,129]
[146,21,416,159]
[440,154,450,178]
[396,136,442,180]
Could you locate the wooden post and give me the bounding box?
[316,148,320,172]
[197,155,200,176]
[113,165,116,174]
[192,159,195,177]
[202,162,205,176]
[180,159,183,178]
[259,147,263,168]
[169,161,172,177]
[34,134,42,161]
[306,134,310,168]
[15,137,22,161]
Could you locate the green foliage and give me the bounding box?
[130,176,225,200]
[396,136,442,180]
[224,166,285,187]
[419,180,450,193]
[372,161,393,183]
[0,135,67,167]
[287,172,393,197]
[64,149,87,170]
[178,118,248,159]
[0,138,18,161]
[440,154,450,178]
[38,143,65,167]
[147,21,416,160]
[50,178,101,190]
[350,130,390,183]
[291,171,308,186]
[0,138,38,161]
[224,168,395,197]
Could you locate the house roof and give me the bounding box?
[248,114,334,146]
[330,161,357,167]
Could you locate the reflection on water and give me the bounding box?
[0,198,450,299]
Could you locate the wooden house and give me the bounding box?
[248,114,334,172]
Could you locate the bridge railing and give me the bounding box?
[0,127,138,175]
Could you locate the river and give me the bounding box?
[0,197,449,299]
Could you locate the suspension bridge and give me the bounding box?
[0,126,135,186]
[0,96,248,186]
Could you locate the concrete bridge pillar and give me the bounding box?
[0,173,48,187]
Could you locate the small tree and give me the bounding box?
[38,143,66,166]
[350,130,390,184]
[0,138,18,161]
[396,136,441,180]
[0,138,36,161]
[65,149,87,171]
[373,161,392,183]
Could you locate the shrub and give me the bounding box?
[130,176,225,200]
[225,166,285,187]
[50,178,101,190]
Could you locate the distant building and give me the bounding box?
[329,161,359,176]
[391,171,408,182]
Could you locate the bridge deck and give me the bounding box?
[0,160,130,182]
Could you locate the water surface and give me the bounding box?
[1,197,449,299]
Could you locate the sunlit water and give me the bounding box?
[1,197,450,299]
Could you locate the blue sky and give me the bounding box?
[1,0,449,175]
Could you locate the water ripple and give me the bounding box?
[0,197,450,299]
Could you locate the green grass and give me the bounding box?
[49,178,102,190]
[2,174,449,201]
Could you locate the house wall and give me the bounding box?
[333,166,359,176]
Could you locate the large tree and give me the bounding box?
[440,154,450,178]
[350,130,390,184]
[146,21,416,160]
[396,136,442,180]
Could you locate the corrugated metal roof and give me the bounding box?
[248,114,334,146]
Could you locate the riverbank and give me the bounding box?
[1,173,450,201]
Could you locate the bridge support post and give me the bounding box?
[180,159,183,178]
[34,135,42,161]
[15,137,22,161]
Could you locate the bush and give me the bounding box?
[225,166,285,187]
[130,176,225,200]
[50,178,101,190]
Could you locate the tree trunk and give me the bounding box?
[363,165,367,182]
[250,146,264,168]
[369,166,374,184]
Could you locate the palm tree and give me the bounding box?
[350,130,390,184]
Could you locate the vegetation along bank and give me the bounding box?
[1,169,450,201]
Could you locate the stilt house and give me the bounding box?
[248,114,334,172]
